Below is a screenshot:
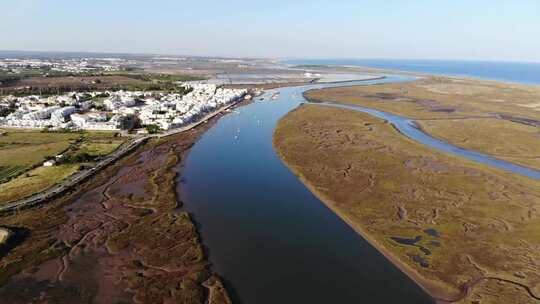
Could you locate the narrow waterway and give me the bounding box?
[178,76,540,304]
[313,103,540,181]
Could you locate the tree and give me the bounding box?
[145,124,160,134]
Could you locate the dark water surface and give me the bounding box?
[178,77,434,304]
[286,59,540,85]
[179,73,540,303]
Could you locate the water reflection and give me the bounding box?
[179,76,435,304]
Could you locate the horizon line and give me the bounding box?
[1,49,540,65]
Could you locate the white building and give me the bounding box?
[104,91,138,110]
[71,113,119,130]
[50,106,76,125]
[43,160,56,167]
[1,84,248,132]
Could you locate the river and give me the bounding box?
[178,76,540,304]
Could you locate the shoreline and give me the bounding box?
[0,97,247,213]
[273,138,540,303]
[271,142,458,303]
[174,98,254,304]
[225,74,387,91]
[176,79,438,303]
[272,79,540,303]
[287,62,540,87]
[0,100,235,303]
[3,68,537,301]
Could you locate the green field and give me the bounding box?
[0,129,126,204]
[0,164,79,203]
[0,166,27,183]
[0,130,80,183]
[78,132,125,157]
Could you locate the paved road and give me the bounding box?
[0,101,241,213]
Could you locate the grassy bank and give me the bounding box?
[417,118,540,170]
[273,104,540,303]
[304,77,540,172]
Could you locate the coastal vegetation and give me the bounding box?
[0,119,231,303]
[273,104,540,303]
[417,118,540,170]
[304,77,540,171]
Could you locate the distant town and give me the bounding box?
[0,56,125,75]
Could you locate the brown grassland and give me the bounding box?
[273,104,540,303]
[304,77,540,171]
[417,118,540,170]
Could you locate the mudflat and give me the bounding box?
[273,104,540,303]
[0,119,231,303]
[304,77,540,171]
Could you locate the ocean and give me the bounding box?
[285,59,540,85]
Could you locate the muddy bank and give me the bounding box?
[0,112,232,303]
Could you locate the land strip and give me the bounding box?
[0,73,206,96]
[273,102,540,303]
[304,76,540,171]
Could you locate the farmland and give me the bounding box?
[0,130,80,182]
[0,129,125,204]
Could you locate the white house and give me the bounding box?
[43,159,56,167]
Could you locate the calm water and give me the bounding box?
[179,77,434,304]
[179,74,540,303]
[286,59,540,85]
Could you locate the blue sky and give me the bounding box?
[1,0,539,62]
